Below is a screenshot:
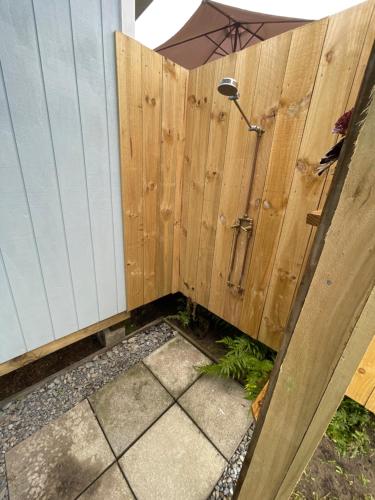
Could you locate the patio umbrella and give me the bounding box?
[156,0,310,69]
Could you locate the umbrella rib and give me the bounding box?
[203,23,237,65]
[205,34,229,55]
[241,23,265,47]
[240,24,264,41]
[156,23,238,51]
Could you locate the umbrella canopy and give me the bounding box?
[156,0,310,69]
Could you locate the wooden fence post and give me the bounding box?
[234,42,375,500]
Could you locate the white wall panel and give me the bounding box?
[0,0,126,363]
[33,0,100,327]
[0,65,54,352]
[102,0,126,312]
[70,0,118,319]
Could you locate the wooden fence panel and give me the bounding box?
[179,69,198,295]
[117,34,144,310]
[117,33,188,310]
[221,33,292,327]
[236,59,375,496]
[239,19,328,340]
[347,336,375,412]
[258,2,374,350]
[207,42,263,320]
[142,46,162,303]
[195,55,237,307]
[161,60,188,296]
[180,66,217,299]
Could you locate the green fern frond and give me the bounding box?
[198,333,275,400]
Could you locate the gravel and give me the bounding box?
[0,321,175,500]
[0,320,255,500]
[210,424,255,499]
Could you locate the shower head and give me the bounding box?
[217,77,238,98]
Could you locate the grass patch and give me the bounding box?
[326,396,375,457]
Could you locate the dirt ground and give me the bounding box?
[293,425,375,500]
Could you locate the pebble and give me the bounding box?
[0,321,175,500]
[209,424,254,500]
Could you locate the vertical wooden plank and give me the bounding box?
[222,33,293,326]
[209,46,260,316]
[366,386,375,413]
[141,45,162,304]
[70,0,117,319]
[161,59,188,296]
[116,33,144,310]
[346,335,375,406]
[0,0,78,339]
[101,0,126,312]
[258,3,373,350]
[208,44,261,321]
[180,64,216,300]
[33,0,99,328]
[171,67,188,294]
[195,54,237,308]
[239,20,329,340]
[179,68,198,294]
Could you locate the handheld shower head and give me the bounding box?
[217,77,238,98]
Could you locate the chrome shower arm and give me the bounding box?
[230,96,264,136]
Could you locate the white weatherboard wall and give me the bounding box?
[0,0,126,363]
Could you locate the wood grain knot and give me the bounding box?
[161,207,172,218]
[263,200,271,209]
[325,49,334,63]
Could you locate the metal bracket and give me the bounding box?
[249,125,265,136]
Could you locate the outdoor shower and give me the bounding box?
[217,77,265,292]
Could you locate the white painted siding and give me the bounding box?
[0,0,127,363]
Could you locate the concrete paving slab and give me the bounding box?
[5,400,114,500]
[143,335,211,397]
[119,404,226,500]
[78,464,134,499]
[179,375,252,460]
[89,363,173,456]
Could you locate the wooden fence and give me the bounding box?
[116,0,375,411]
[116,34,188,310]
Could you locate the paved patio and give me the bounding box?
[5,334,252,499]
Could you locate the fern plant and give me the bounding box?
[198,335,275,400]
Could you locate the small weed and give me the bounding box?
[326,397,374,457]
[290,492,306,500]
[359,474,370,487]
[335,465,344,475]
[167,297,193,328]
